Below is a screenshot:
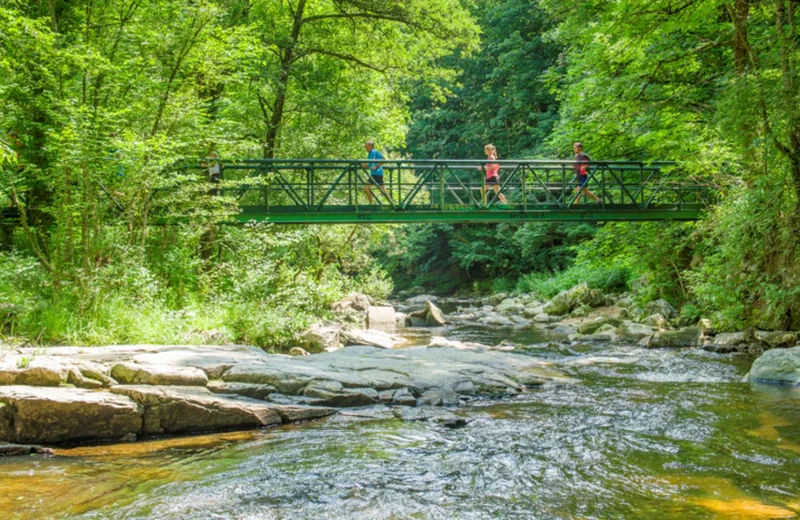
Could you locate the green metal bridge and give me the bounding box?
[2,159,714,225]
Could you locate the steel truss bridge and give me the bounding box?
[1,159,714,225]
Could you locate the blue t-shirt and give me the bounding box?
[368,149,384,177]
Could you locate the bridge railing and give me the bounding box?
[172,159,713,213]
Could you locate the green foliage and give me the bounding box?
[516,264,634,299]
[406,0,560,159]
[374,222,596,294]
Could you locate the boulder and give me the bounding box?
[368,306,396,328]
[703,332,745,353]
[747,347,800,385]
[0,356,69,387]
[646,326,701,348]
[617,321,655,342]
[584,323,619,342]
[542,298,571,316]
[288,347,310,356]
[331,293,371,313]
[578,316,622,335]
[488,293,509,305]
[698,318,714,335]
[111,362,209,386]
[298,323,341,352]
[643,313,669,330]
[533,313,553,323]
[645,299,677,319]
[340,329,408,349]
[109,385,288,435]
[756,331,798,349]
[0,386,143,444]
[496,299,525,314]
[524,305,546,318]
[407,301,446,327]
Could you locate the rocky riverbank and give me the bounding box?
[0,343,568,448]
[3,282,799,452]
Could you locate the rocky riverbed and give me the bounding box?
[2,283,799,452]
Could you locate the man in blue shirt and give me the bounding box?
[363,139,392,204]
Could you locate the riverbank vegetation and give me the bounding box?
[2,0,800,346]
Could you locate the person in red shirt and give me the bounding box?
[573,142,600,203]
[482,144,507,204]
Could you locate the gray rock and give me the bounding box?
[479,314,515,326]
[646,326,701,348]
[109,385,290,435]
[534,313,553,323]
[747,347,800,385]
[331,293,371,313]
[542,298,571,316]
[0,442,53,457]
[407,301,447,327]
[0,386,143,444]
[617,321,655,341]
[368,306,396,328]
[340,329,408,349]
[757,331,798,349]
[488,293,509,305]
[703,332,745,353]
[524,305,546,318]
[111,362,209,386]
[643,313,669,329]
[391,387,418,406]
[577,316,622,335]
[406,294,439,304]
[645,299,677,319]
[298,323,341,352]
[288,347,311,356]
[207,381,278,400]
[0,356,68,387]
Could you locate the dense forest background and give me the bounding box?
[2,0,799,347]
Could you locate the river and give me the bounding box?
[1,323,799,519]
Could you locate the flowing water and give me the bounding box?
[2,323,800,519]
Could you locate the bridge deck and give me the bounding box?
[1,159,714,225]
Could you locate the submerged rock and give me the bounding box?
[747,347,800,385]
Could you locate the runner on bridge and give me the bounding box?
[482,144,507,204]
[363,140,392,204]
[573,142,600,203]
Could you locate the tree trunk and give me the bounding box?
[263,0,307,159]
[733,0,750,73]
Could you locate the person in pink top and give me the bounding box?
[482,144,507,204]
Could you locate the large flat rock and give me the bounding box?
[0,386,142,444]
[110,385,282,435]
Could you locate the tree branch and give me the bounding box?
[298,48,387,73]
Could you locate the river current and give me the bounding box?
[1,323,799,519]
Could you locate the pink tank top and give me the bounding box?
[486,162,499,179]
